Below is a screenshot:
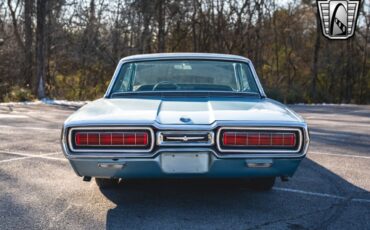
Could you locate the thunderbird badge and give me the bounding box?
[317,0,360,39]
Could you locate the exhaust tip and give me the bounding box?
[83,176,92,182]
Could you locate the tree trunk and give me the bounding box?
[312,11,321,103]
[157,0,165,52]
[359,9,369,103]
[345,40,354,103]
[7,0,25,51]
[142,15,151,53]
[36,0,46,99]
[24,0,33,89]
[191,0,198,52]
[255,0,264,74]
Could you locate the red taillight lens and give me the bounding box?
[222,132,296,147]
[75,132,149,146]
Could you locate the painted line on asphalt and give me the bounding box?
[274,187,370,204]
[309,151,370,159]
[0,125,59,131]
[39,156,68,161]
[0,150,61,157]
[0,114,28,118]
[351,198,370,203]
[0,154,67,163]
[0,156,34,163]
[0,151,67,163]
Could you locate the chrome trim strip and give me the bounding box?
[104,61,123,98]
[157,131,214,146]
[67,127,155,153]
[216,127,303,153]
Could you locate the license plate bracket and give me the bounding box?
[161,153,209,174]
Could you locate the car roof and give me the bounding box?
[119,53,251,63]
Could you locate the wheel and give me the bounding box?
[95,178,119,189]
[248,177,275,191]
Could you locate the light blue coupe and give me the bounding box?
[61,53,309,190]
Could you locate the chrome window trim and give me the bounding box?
[157,131,214,146]
[67,127,155,153]
[216,127,303,153]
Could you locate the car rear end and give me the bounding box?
[61,53,310,190]
[61,121,309,183]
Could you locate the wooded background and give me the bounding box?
[0,0,369,103]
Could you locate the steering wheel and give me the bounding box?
[152,81,179,91]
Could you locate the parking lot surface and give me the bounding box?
[0,103,369,230]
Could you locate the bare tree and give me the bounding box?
[156,0,166,52]
[36,0,46,98]
[24,0,33,88]
[7,0,25,51]
[312,9,320,103]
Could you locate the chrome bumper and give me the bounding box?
[68,153,303,179]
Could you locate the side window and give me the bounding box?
[112,63,133,92]
[238,63,258,93]
[238,64,250,91]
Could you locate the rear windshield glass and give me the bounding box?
[111,60,260,94]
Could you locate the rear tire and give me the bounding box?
[95,178,119,189]
[249,177,275,191]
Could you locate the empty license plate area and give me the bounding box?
[161,153,209,174]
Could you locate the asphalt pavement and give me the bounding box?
[0,103,369,230]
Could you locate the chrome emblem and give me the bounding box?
[317,0,360,39]
[166,136,204,142]
[180,116,191,123]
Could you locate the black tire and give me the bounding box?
[248,177,275,191]
[95,178,119,189]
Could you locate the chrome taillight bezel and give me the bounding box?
[67,127,155,153]
[216,127,303,153]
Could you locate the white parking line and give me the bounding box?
[309,151,370,159]
[0,125,59,131]
[0,150,60,157]
[0,156,34,163]
[0,114,29,118]
[274,187,370,204]
[0,151,67,163]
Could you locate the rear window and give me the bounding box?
[111,60,259,94]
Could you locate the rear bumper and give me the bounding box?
[68,153,303,179]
